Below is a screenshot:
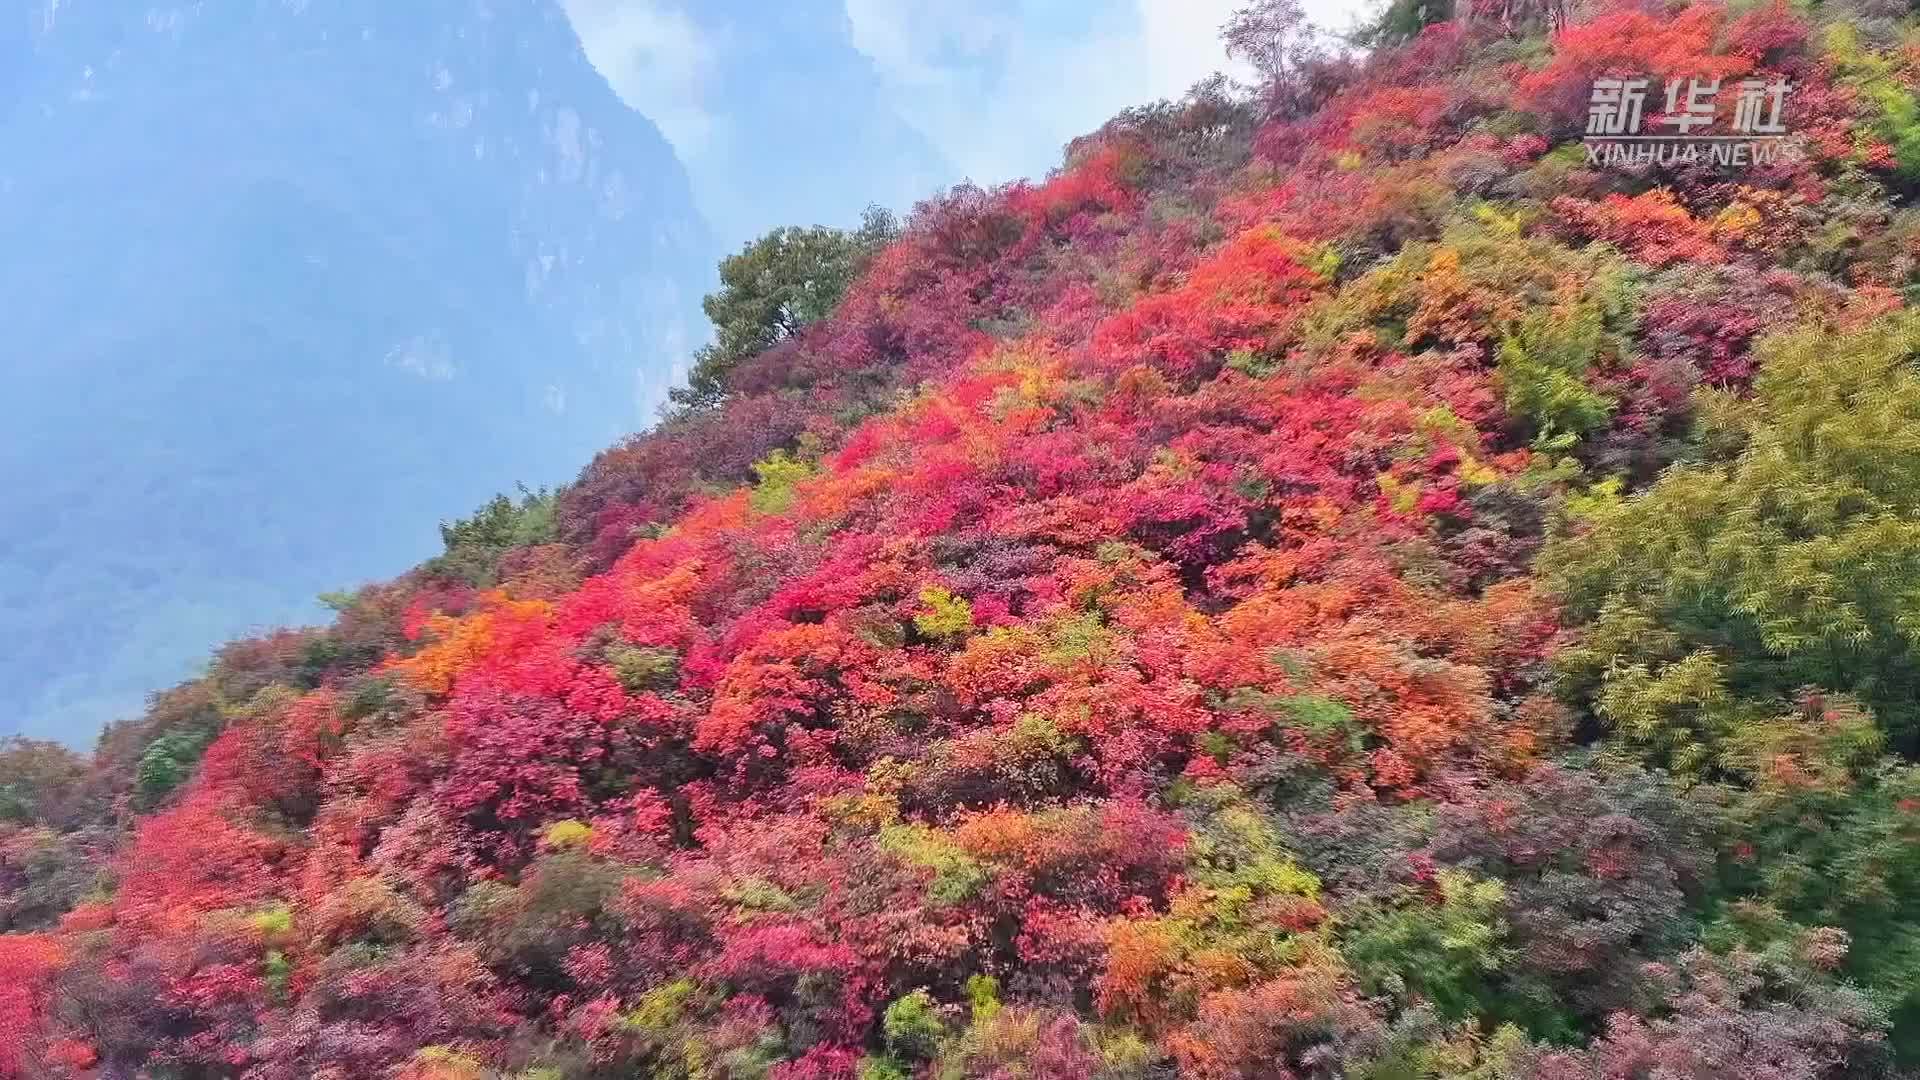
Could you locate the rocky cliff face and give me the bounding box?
[0,0,712,741]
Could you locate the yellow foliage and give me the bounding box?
[393,591,553,694]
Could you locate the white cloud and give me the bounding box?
[1135,0,1255,100]
[843,0,1371,190]
[842,0,1014,88]
[564,0,1378,214]
[560,0,716,158]
[841,2,1142,187]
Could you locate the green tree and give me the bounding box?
[1361,0,1455,47]
[1548,312,1920,769]
[438,484,556,553]
[671,206,899,410]
[132,725,220,811]
[1341,871,1510,1021]
[430,484,556,587]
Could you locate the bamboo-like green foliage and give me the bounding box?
[1550,313,1920,769]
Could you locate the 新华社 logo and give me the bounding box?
[1584,76,1798,168]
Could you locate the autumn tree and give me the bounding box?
[1223,0,1309,85]
[0,739,89,828]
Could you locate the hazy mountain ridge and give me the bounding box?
[563,0,960,241]
[0,0,713,741]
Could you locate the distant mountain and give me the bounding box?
[565,0,958,241]
[677,0,956,238]
[0,0,712,742]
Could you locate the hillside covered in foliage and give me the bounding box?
[13,0,1920,1075]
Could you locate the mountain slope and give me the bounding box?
[11,2,1920,1077]
[0,0,711,742]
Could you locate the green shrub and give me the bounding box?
[132,724,221,810]
[883,989,947,1059]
